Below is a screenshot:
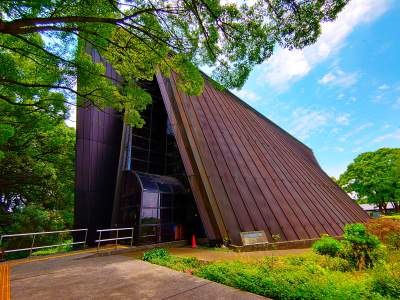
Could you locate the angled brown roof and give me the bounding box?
[156,72,369,245]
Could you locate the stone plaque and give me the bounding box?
[240,231,268,245]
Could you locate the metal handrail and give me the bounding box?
[96,227,133,232]
[95,227,134,250]
[0,229,87,238]
[0,228,88,256]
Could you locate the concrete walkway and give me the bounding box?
[10,253,265,299]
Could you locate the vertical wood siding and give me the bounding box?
[157,73,369,246]
[75,49,123,243]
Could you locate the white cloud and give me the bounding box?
[288,108,350,140]
[349,96,357,103]
[321,146,345,153]
[352,146,365,153]
[233,89,260,103]
[393,97,400,109]
[335,113,351,125]
[331,127,340,134]
[378,84,390,90]
[318,69,359,87]
[259,0,389,89]
[338,122,374,142]
[289,108,332,140]
[372,129,400,143]
[260,50,311,90]
[319,73,336,85]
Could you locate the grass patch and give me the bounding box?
[142,248,203,272]
[3,239,76,260]
[31,241,73,256]
[142,248,400,299]
[383,215,400,220]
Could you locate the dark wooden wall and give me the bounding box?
[75,49,123,243]
[75,47,368,246]
[157,72,369,246]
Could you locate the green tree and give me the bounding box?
[338,148,400,213]
[0,0,350,126]
[0,79,74,237]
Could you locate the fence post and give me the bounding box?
[130,228,134,247]
[29,234,36,257]
[97,231,102,251]
[115,230,119,249]
[83,229,88,249]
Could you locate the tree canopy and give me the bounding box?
[0,1,351,240]
[0,89,75,237]
[338,148,400,213]
[0,26,74,237]
[0,0,349,126]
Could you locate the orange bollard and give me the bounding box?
[191,234,197,248]
[0,263,11,300]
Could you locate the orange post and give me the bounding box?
[191,234,197,248]
[0,263,11,300]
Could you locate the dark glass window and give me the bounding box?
[140,225,158,237]
[131,147,148,161]
[157,182,171,193]
[160,194,173,208]
[142,192,158,208]
[141,208,159,224]
[131,136,149,149]
[160,209,173,223]
[131,159,147,173]
[160,224,174,242]
[139,175,158,192]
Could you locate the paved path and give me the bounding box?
[10,253,265,299]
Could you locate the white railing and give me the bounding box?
[95,227,134,250]
[0,229,88,256]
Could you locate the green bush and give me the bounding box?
[195,260,374,299]
[370,264,400,299]
[319,256,351,272]
[142,248,169,262]
[284,255,307,266]
[339,224,385,270]
[387,232,400,250]
[312,235,341,257]
[142,248,202,271]
[144,248,400,299]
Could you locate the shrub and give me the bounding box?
[312,234,341,257]
[339,223,385,269]
[319,256,352,272]
[145,248,399,299]
[382,214,400,220]
[195,260,373,299]
[153,255,202,272]
[370,264,400,299]
[142,248,202,271]
[387,232,400,250]
[284,255,307,266]
[366,218,400,250]
[142,248,169,261]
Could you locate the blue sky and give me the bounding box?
[232,0,400,178]
[66,0,399,178]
